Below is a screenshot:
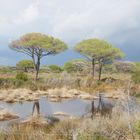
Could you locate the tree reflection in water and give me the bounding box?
[32,100,40,116]
[91,94,114,118]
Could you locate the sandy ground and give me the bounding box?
[0,88,121,104]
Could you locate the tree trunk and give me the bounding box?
[35,57,40,81]
[32,56,40,81]
[35,68,39,81]
[32,53,37,81]
[92,59,95,78]
[98,62,103,81]
[24,67,27,72]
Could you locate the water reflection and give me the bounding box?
[32,100,40,116]
[0,97,120,124]
[91,94,114,118]
[0,96,139,129]
[0,98,90,119]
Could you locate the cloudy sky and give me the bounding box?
[0,0,140,66]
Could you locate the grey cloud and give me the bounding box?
[0,0,140,43]
[0,0,140,65]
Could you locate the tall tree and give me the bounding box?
[10,33,67,80]
[74,39,124,80]
[97,46,124,80]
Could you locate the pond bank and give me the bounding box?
[0,88,120,103]
[0,96,119,128]
[0,87,125,125]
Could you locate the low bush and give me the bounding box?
[132,71,140,83]
[48,65,63,73]
[63,62,76,73]
[134,119,140,137]
[16,60,34,72]
[16,72,28,81]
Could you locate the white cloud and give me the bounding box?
[13,1,40,24]
[0,0,140,45]
[0,0,140,64]
[45,0,140,44]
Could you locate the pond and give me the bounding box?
[0,96,137,128]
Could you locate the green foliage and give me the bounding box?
[63,62,76,73]
[74,38,124,62]
[48,65,63,73]
[134,62,140,71]
[132,71,140,83]
[134,119,140,136]
[10,33,67,80]
[16,72,28,81]
[10,33,67,55]
[131,62,140,83]
[74,38,124,80]
[10,33,67,81]
[16,60,34,72]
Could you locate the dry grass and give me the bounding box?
[0,109,19,121]
[0,71,139,112]
[0,102,139,140]
[0,72,136,101]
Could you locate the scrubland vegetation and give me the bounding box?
[0,33,140,140]
[0,60,140,139]
[1,110,140,140]
[0,60,139,97]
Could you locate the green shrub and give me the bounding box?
[48,65,63,73]
[134,119,140,136]
[16,72,28,81]
[63,62,75,73]
[134,120,140,139]
[16,60,34,72]
[132,71,140,83]
[134,62,140,71]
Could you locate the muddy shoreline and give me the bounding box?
[0,88,123,124]
[0,88,120,103]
